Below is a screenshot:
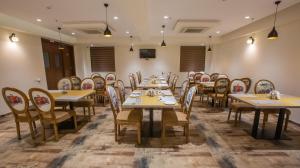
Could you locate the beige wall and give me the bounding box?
[0,28,47,115]
[74,45,212,87]
[210,3,300,122]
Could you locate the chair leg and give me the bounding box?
[28,122,35,140]
[185,124,190,143]
[83,107,86,117]
[40,120,46,141]
[284,112,290,131]
[115,124,118,142]
[88,107,91,121]
[234,110,239,126]
[93,106,95,115]
[73,116,78,130]
[239,111,242,122]
[15,121,21,140]
[53,124,59,141]
[137,123,141,145]
[183,125,186,136]
[161,124,165,143]
[33,121,37,133]
[227,108,232,121]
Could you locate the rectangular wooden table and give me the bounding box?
[122,89,179,137]
[138,77,169,89]
[229,93,300,139]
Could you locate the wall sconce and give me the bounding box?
[9,33,19,42]
[246,36,255,45]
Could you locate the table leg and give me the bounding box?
[149,108,154,137]
[252,109,260,138]
[275,109,285,139]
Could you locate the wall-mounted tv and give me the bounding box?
[140,49,156,59]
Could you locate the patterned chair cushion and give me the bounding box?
[255,80,274,94]
[230,80,247,94]
[57,78,72,90]
[5,90,25,111]
[81,78,95,90]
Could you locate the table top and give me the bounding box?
[122,89,179,109]
[229,94,300,109]
[138,78,169,89]
[49,90,95,102]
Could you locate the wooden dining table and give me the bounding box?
[138,77,169,89]
[49,90,95,109]
[229,93,300,139]
[122,89,179,137]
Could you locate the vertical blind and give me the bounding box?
[90,47,115,72]
[180,46,206,72]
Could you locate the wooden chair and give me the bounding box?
[106,86,142,144]
[57,77,72,90]
[73,78,96,121]
[170,75,179,94]
[179,80,189,110]
[136,71,142,84]
[208,78,230,107]
[198,74,213,103]
[210,73,219,82]
[166,72,172,85]
[241,78,251,93]
[161,86,197,143]
[116,80,126,104]
[188,71,196,85]
[254,80,290,131]
[217,74,229,79]
[2,87,40,140]
[93,76,107,106]
[29,88,77,141]
[129,73,137,91]
[227,79,254,125]
[105,73,116,81]
[70,76,82,90]
[91,73,101,79]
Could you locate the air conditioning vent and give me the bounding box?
[78,29,103,34]
[181,27,208,33]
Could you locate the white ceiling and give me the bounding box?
[0,0,299,44]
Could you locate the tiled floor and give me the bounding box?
[1,97,300,168]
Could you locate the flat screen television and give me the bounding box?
[140,49,156,58]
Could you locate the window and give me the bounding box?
[90,47,115,72]
[180,46,206,72]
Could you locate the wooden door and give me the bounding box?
[41,39,76,89]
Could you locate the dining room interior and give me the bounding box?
[1,0,300,167]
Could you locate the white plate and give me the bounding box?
[164,101,176,105]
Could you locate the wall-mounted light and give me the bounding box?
[247,36,255,45]
[161,25,166,47]
[9,33,19,42]
[268,1,281,40]
[104,3,112,37]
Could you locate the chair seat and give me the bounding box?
[73,99,94,107]
[231,102,255,111]
[44,110,75,123]
[18,110,40,121]
[163,109,188,124]
[117,110,142,122]
[208,93,226,99]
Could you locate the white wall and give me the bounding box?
[210,3,300,123]
[0,28,47,115]
[74,44,211,87]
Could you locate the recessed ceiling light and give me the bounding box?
[71,32,76,35]
[113,16,119,20]
[216,31,221,34]
[36,18,42,22]
[126,31,130,34]
[90,44,94,47]
[244,16,251,19]
[160,30,164,34]
[163,16,169,19]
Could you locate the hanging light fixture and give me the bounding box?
[104,3,112,37]
[57,27,64,50]
[129,35,134,52]
[207,36,212,52]
[268,1,281,40]
[161,25,166,47]
[9,33,19,42]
